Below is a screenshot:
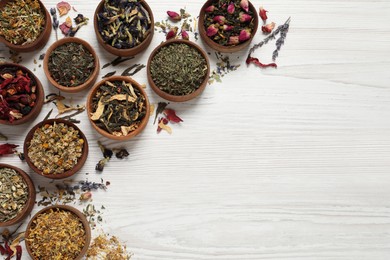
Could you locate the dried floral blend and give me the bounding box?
[48,42,95,87]
[150,43,207,96]
[90,80,147,136]
[27,122,84,175]
[0,67,38,122]
[0,168,28,223]
[0,0,45,45]
[96,0,152,49]
[87,233,132,259]
[203,0,255,46]
[26,208,86,259]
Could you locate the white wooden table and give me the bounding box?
[1,0,390,259]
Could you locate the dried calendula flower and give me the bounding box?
[26,208,86,259]
[87,233,132,260]
[27,122,84,175]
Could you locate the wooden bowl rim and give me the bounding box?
[93,0,155,57]
[198,0,259,53]
[86,75,150,140]
[23,118,89,179]
[0,164,36,227]
[25,204,91,260]
[0,63,45,125]
[43,37,100,93]
[146,39,210,102]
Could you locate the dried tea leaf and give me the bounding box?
[90,97,104,121]
[106,94,136,103]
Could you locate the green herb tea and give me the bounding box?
[90,80,147,136]
[0,167,29,223]
[150,43,207,96]
[48,42,95,87]
[0,0,45,45]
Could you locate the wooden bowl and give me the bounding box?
[93,0,154,57]
[23,119,89,179]
[0,164,36,227]
[43,37,100,93]
[25,205,91,260]
[0,0,52,52]
[87,76,150,140]
[0,63,45,125]
[147,39,210,102]
[198,0,258,53]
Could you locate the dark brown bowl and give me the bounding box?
[0,63,45,125]
[198,0,258,53]
[147,39,210,102]
[86,76,150,140]
[0,164,36,227]
[0,0,52,52]
[23,119,89,179]
[25,205,91,260]
[93,0,154,57]
[43,37,100,93]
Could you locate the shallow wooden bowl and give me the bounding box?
[43,37,100,93]
[23,119,89,179]
[87,76,150,140]
[198,0,259,53]
[0,0,52,52]
[0,63,45,125]
[25,205,91,260]
[147,39,210,102]
[93,0,154,57]
[0,164,36,227]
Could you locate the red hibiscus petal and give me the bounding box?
[164,109,183,123]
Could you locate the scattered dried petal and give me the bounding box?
[59,22,71,35]
[246,56,277,68]
[157,118,171,134]
[0,144,18,156]
[57,1,71,16]
[262,22,276,34]
[259,7,268,21]
[164,109,183,123]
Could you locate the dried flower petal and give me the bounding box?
[0,143,18,156]
[213,15,226,25]
[240,0,249,12]
[239,12,252,23]
[164,109,183,123]
[57,1,71,16]
[80,192,92,201]
[59,21,71,35]
[181,30,189,40]
[239,29,251,42]
[246,56,277,68]
[206,24,218,37]
[262,22,275,34]
[227,2,235,14]
[167,11,181,21]
[157,118,172,134]
[259,7,268,22]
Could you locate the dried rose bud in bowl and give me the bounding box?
[86,76,150,140]
[0,0,52,52]
[199,0,258,53]
[23,119,89,179]
[0,63,44,125]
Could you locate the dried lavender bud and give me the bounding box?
[115,149,129,159]
[272,21,290,61]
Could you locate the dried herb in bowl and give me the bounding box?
[27,121,84,175]
[0,0,45,45]
[0,66,38,123]
[90,79,147,136]
[96,0,152,49]
[0,167,28,223]
[48,42,95,87]
[150,43,208,96]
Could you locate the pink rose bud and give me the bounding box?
[213,15,226,25]
[167,11,181,21]
[239,12,252,23]
[262,22,275,34]
[228,36,240,45]
[222,25,234,31]
[239,29,251,42]
[240,0,249,12]
[181,30,189,40]
[205,5,215,13]
[206,24,218,37]
[166,27,178,40]
[227,2,235,14]
[259,7,268,21]
[80,192,92,201]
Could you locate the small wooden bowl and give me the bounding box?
[23,119,89,179]
[25,205,91,260]
[87,76,150,140]
[0,63,45,125]
[0,0,51,52]
[93,0,154,57]
[198,0,259,53]
[43,37,100,93]
[0,164,36,227]
[147,39,210,102]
